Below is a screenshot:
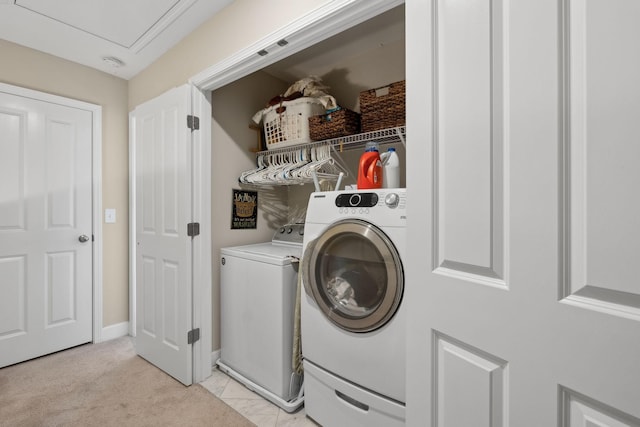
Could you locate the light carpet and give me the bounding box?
[0,337,255,427]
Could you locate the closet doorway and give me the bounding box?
[128,0,403,384]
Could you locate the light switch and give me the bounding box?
[105,208,116,224]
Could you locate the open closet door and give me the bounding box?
[131,84,205,385]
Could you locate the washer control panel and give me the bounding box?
[272,223,305,244]
[336,192,403,207]
[335,192,379,208]
[307,190,406,224]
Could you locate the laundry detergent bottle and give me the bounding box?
[357,141,383,189]
[380,147,400,188]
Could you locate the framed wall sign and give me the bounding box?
[231,189,257,229]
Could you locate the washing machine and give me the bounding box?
[301,189,407,427]
[218,223,305,413]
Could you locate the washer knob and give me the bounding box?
[385,193,400,208]
[349,194,361,206]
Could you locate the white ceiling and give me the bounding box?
[0,0,233,79]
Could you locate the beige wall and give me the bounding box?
[128,0,328,109]
[0,39,130,327]
[210,70,290,350]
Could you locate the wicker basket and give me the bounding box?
[308,108,361,141]
[262,97,326,150]
[359,80,406,132]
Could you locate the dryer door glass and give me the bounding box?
[302,219,403,333]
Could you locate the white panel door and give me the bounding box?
[406,0,640,425]
[132,85,193,385]
[0,90,93,368]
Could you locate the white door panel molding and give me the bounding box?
[561,0,640,320]
[432,0,507,289]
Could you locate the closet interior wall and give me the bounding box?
[210,4,406,351]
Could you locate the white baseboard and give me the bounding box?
[101,321,130,342]
[212,349,221,367]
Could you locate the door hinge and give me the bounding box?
[187,328,200,344]
[187,115,200,131]
[187,222,200,237]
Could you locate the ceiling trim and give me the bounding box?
[191,0,404,92]
[130,0,197,53]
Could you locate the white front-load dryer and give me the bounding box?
[301,189,407,427]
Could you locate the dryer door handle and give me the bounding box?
[301,237,318,298]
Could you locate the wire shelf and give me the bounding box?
[241,126,406,189]
[255,126,406,155]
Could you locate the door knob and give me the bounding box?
[79,235,90,243]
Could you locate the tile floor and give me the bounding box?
[200,367,318,427]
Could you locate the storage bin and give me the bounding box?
[262,97,326,150]
[308,108,360,141]
[359,80,406,132]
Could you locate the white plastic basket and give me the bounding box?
[262,97,326,150]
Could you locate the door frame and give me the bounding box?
[129,0,404,382]
[0,82,103,343]
[190,0,403,91]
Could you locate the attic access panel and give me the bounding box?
[15,0,182,48]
